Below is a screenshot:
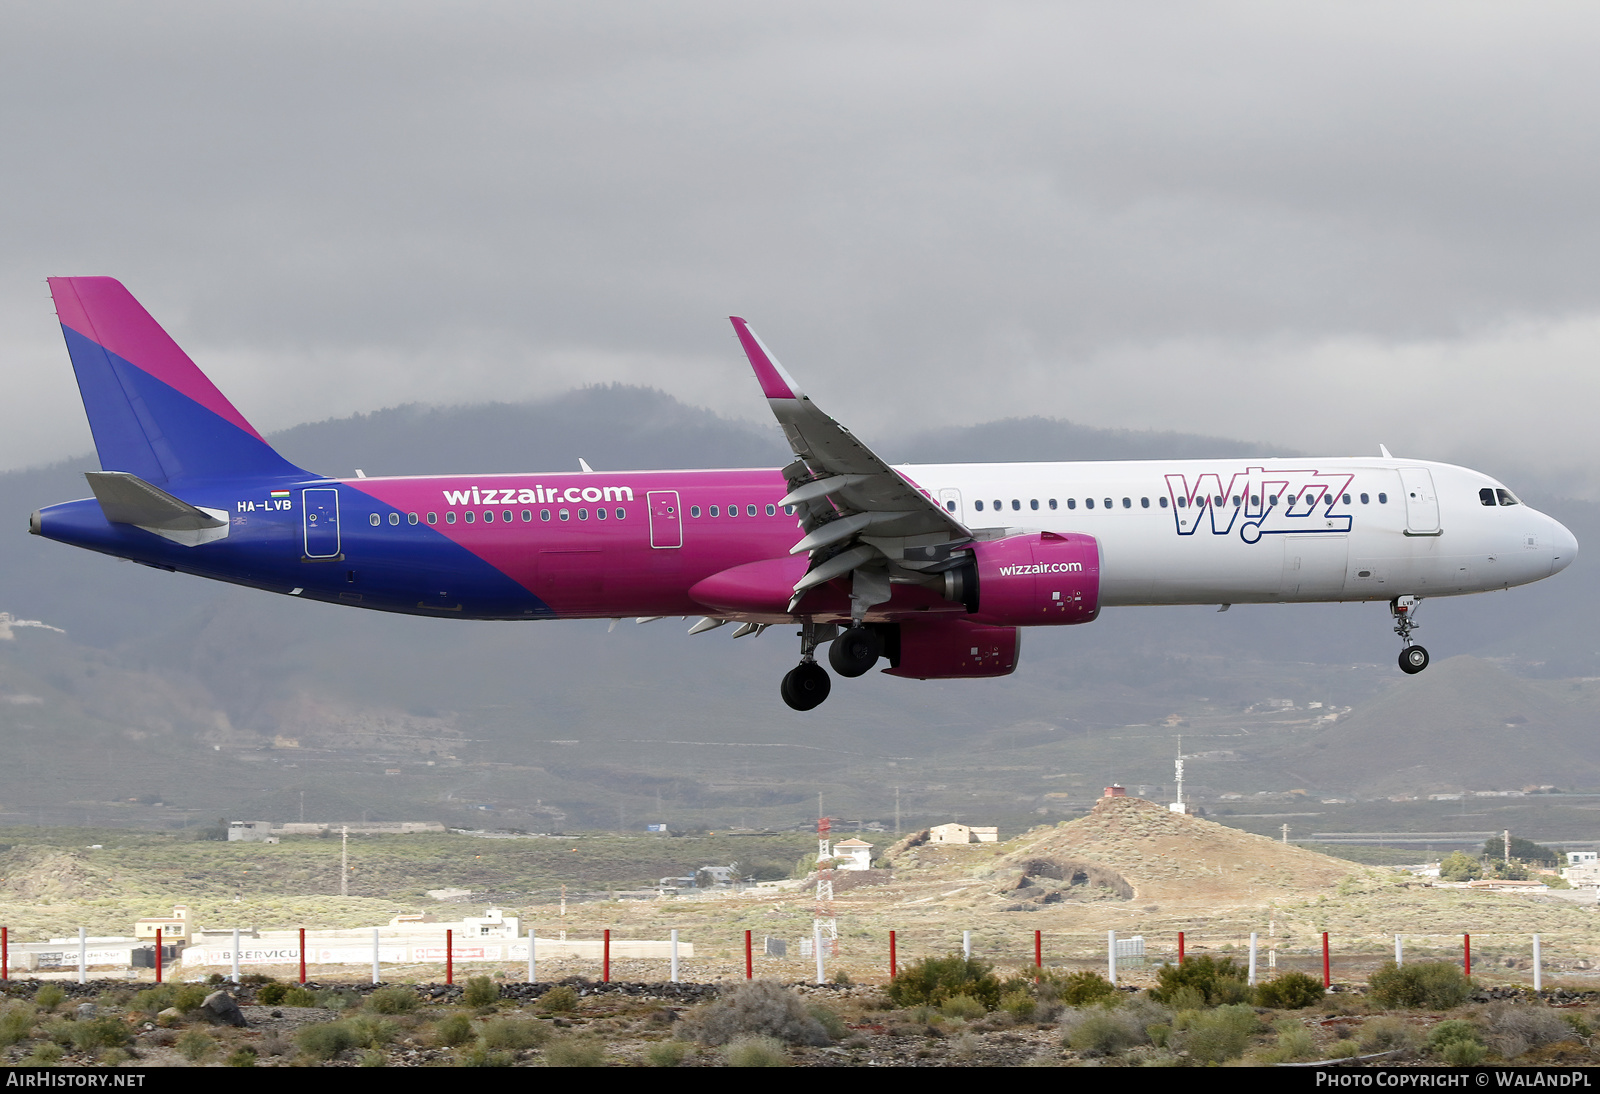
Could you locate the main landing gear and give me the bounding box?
[780,623,889,711]
[1391,595,1430,675]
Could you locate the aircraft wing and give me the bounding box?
[730,318,973,612]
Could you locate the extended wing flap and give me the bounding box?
[729,318,971,615]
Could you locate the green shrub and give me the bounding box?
[359,1048,388,1067]
[455,1043,514,1067]
[255,982,288,1006]
[435,1012,475,1047]
[1327,1038,1362,1059]
[1150,956,1251,1007]
[366,985,419,1015]
[1428,1019,1484,1055]
[1359,1015,1416,1054]
[645,1040,691,1066]
[0,1005,38,1047]
[129,985,175,1016]
[296,1021,357,1060]
[480,1017,550,1050]
[1256,970,1326,1010]
[34,984,65,1011]
[282,986,318,1008]
[1367,962,1473,1010]
[544,1034,606,1066]
[1183,1003,1259,1064]
[226,1046,259,1067]
[721,1033,789,1067]
[687,980,830,1046]
[941,994,986,1020]
[537,985,578,1013]
[343,1014,399,1049]
[463,975,499,1007]
[1254,1017,1316,1063]
[1441,1039,1487,1065]
[886,955,1002,1010]
[175,1028,214,1063]
[71,1016,132,1054]
[23,1042,63,1065]
[171,984,208,1014]
[1057,970,1118,1007]
[999,990,1036,1021]
[807,1003,846,1041]
[1065,1009,1146,1057]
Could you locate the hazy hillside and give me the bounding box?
[2,386,1596,832]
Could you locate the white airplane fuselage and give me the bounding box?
[909,456,1574,606]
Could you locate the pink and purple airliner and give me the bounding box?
[30,278,1578,710]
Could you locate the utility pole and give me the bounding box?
[341,825,349,897]
[894,786,901,837]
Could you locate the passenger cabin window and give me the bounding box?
[946,500,956,512]
[1085,498,1095,509]
[1360,493,1369,504]
[1067,498,1076,509]
[464,511,475,524]
[1159,497,1168,508]
[1480,487,1497,506]
[1030,499,1039,510]
[369,513,380,526]
[541,509,551,521]
[1122,497,1131,508]
[992,499,1001,511]
[1141,497,1150,508]
[409,513,419,525]
[616,508,626,519]
[747,504,757,516]
[389,512,400,525]
[427,512,437,524]
[691,505,701,517]
[1011,499,1020,511]
[596,507,606,520]
[766,504,776,516]
[1378,493,1388,503]
[483,511,493,522]
[974,500,984,511]
[446,512,457,524]
[710,505,719,516]
[1049,499,1058,510]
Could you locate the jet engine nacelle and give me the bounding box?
[957,531,1101,627]
[883,618,1020,679]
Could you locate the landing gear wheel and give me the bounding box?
[828,626,883,678]
[781,662,832,711]
[1399,645,1430,675]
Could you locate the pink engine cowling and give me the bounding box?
[966,531,1100,626]
[884,618,1021,679]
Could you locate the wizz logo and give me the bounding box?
[1165,467,1354,543]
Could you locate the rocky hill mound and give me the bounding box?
[1000,795,1358,907]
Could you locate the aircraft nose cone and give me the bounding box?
[1551,518,1578,575]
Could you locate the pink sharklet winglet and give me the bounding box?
[48,277,267,443]
[729,317,802,401]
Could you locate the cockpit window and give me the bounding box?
[1480,488,1497,507]
[1496,488,1520,506]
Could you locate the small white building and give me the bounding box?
[832,838,873,871]
[1563,852,1600,887]
[928,823,999,844]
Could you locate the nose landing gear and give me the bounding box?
[1391,596,1429,675]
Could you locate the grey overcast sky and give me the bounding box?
[6,2,1600,494]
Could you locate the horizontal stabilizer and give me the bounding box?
[85,471,227,530]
